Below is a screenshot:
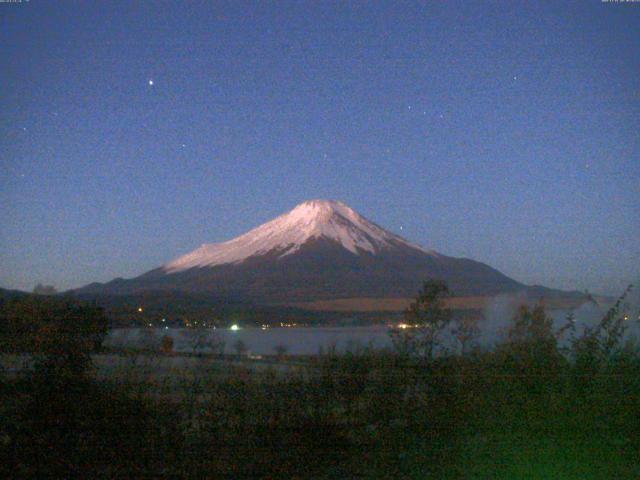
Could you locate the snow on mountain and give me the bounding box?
[74,199,585,303]
[164,199,435,272]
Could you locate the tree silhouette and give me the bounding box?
[234,339,248,357]
[453,312,481,355]
[391,279,452,358]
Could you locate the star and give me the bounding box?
[148,79,154,86]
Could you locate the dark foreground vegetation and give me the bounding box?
[1,286,639,478]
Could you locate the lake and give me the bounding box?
[105,304,640,356]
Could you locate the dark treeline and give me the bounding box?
[0,284,638,477]
[72,291,400,328]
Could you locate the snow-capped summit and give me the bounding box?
[163,199,432,272]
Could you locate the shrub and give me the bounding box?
[0,295,107,356]
[181,328,225,356]
[274,343,289,360]
[234,339,248,357]
[390,279,452,359]
[161,335,174,355]
[452,312,482,355]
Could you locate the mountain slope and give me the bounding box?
[75,199,577,303]
[0,287,29,300]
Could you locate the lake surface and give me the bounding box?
[106,326,393,356]
[105,305,640,356]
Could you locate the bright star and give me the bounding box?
[148,80,154,86]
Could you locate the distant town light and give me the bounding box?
[230,324,240,331]
[138,307,143,313]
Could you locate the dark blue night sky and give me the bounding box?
[1,1,638,294]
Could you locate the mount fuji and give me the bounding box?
[76,200,574,303]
